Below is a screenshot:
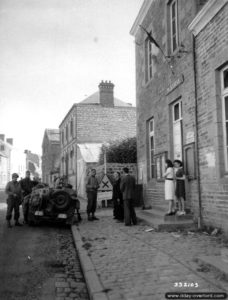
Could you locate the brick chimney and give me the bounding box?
[0,134,5,141]
[6,138,13,145]
[98,80,114,107]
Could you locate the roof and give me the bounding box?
[45,129,60,142]
[130,0,153,36]
[79,91,132,107]
[78,143,102,163]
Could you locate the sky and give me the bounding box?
[0,0,143,155]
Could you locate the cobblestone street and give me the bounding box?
[75,208,228,300]
[0,191,89,300]
[55,231,89,300]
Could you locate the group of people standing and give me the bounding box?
[5,171,39,228]
[86,167,137,226]
[164,159,186,216]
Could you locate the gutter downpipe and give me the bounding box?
[192,34,203,229]
[75,105,78,192]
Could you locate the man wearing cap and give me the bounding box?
[5,173,23,228]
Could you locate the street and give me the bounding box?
[0,191,89,300]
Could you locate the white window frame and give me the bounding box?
[170,0,179,53]
[145,38,153,83]
[149,119,155,178]
[221,65,228,172]
[172,100,183,160]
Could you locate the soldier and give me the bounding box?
[5,173,23,228]
[86,169,99,221]
[20,170,34,224]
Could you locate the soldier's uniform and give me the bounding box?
[5,173,23,227]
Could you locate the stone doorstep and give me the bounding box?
[197,255,228,282]
[141,207,194,222]
[71,226,109,300]
[136,209,196,232]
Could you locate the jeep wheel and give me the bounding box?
[52,191,71,212]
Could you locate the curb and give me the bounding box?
[71,225,109,300]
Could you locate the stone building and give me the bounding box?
[131,0,228,232]
[188,0,228,230]
[24,150,42,179]
[59,80,136,194]
[0,134,13,188]
[42,129,60,185]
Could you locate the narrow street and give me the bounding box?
[74,205,228,300]
[0,191,89,300]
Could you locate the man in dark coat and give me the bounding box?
[120,167,137,226]
[112,172,124,221]
[20,170,34,223]
[5,173,23,227]
[86,169,99,221]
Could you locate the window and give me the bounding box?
[0,145,5,151]
[66,125,68,142]
[172,100,183,160]
[61,130,64,145]
[70,119,73,137]
[169,0,179,53]
[221,65,228,172]
[148,119,155,178]
[154,152,168,179]
[145,37,153,83]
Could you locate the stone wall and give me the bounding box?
[134,0,199,211]
[95,163,137,184]
[76,105,136,144]
[194,2,228,232]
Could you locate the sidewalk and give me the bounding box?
[72,206,228,300]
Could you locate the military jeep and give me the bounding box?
[27,183,81,226]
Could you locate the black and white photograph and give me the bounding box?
[1,0,228,299]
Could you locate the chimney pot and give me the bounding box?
[98,80,115,107]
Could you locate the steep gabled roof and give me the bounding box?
[79,91,132,107]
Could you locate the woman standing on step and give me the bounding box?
[173,159,186,216]
[163,159,175,216]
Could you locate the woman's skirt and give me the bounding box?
[165,180,175,200]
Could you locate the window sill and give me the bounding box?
[156,178,165,182]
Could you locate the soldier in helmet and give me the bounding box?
[5,173,23,228]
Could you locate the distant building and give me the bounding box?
[0,134,13,188]
[11,147,26,179]
[59,80,136,195]
[42,129,60,186]
[24,150,42,179]
[131,0,228,232]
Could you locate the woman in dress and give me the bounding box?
[173,159,186,215]
[163,159,175,216]
[112,172,124,221]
